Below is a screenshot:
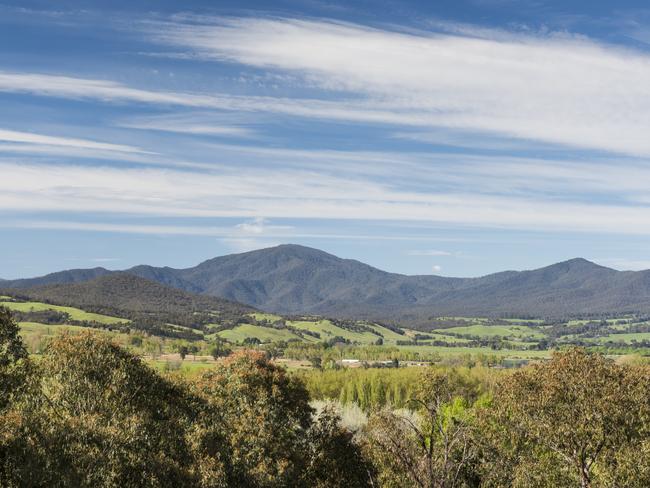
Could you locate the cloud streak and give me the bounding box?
[0,128,149,154]
[145,16,650,156]
[4,18,650,157]
[3,161,650,235]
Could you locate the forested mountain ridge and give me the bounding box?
[4,245,650,323]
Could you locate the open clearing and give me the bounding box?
[216,323,306,343]
[1,300,128,324]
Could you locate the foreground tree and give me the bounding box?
[0,306,29,409]
[362,369,481,488]
[191,350,371,487]
[479,348,650,487]
[35,332,202,486]
[0,306,41,487]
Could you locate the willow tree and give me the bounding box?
[362,369,482,488]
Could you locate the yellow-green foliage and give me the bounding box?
[300,364,502,411]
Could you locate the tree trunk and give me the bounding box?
[580,464,591,488]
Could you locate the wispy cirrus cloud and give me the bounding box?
[3,18,650,157]
[118,112,257,138]
[142,16,650,157]
[407,250,455,256]
[0,128,149,154]
[4,161,650,235]
[0,71,410,125]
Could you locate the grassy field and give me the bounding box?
[288,319,382,344]
[437,324,545,339]
[213,319,413,346]
[1,300,128,324]
[250,312,284,322]
[18,321,101,336]
[17,321,130,355]
[403,329,472,343]
[365,323,411,343]
[588,332,650,344]
[216,323,307,343]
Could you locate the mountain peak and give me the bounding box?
[253,243,335,257]
[550,257,612,271]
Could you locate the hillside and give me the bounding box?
[5,245,650,325]
[20,273,253,316]
[2,274,256,338]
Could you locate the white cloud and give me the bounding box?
[63,257,122,263]
[144,16,650,156]
[235,217,281,234]
[0,71,399,125]
[220,238,281,253]
[408,250,454,256]
[4,161,650,235]
[432,265,442,273]
[0,128,149,154]
[118,112,256,138]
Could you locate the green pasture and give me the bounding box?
[288,319,382,344]
[438,323,545,339]
[589,332,650,344]
[216,323,305,343]
[250,312,284,322]
[1,300,128,324]
[404,329,469,343]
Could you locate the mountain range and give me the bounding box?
[3,244,650,325]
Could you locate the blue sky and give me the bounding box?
[3,0,650,279]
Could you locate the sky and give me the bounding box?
[3,0,650,278]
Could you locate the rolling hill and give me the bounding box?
[2,274,256,338]
[4,245,650,325]
[19,273,253,316]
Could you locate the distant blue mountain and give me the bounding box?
[4,245,650,324]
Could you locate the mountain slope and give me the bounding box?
[5,245,650,324]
